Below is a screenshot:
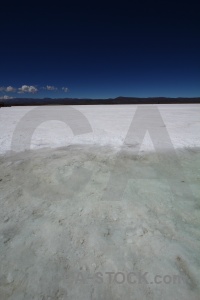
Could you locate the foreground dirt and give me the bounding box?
[0,145,200,300]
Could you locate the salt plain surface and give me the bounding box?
[0,104,200,299]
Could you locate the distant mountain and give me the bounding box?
[0,97,200,107]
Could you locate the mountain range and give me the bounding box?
[1,96,200,107]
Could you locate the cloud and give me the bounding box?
[62,87,69,93]
[0,95,14,100]
[18,85,38,94]
[43,85,58,91]
[5,86,16,92]
[1,84,69,94]
[0,86,16,92]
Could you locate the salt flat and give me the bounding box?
[0,104,200,154]
[0,104,200,299]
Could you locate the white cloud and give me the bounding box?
[0,86,16,92]
[43,85,58,91]
[5,86,16,92]
[0,95,14,100]
[18,85,38,94]
[62,87,68,93]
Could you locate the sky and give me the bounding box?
[0,0,200,99]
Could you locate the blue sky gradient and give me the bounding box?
[0,1,200,99]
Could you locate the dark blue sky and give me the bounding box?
[0,0,200,98]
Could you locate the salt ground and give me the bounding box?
[0,105,200,299]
